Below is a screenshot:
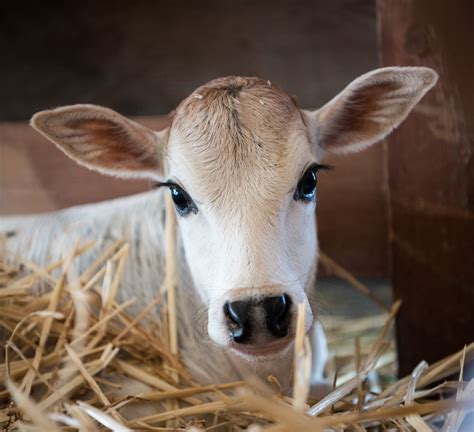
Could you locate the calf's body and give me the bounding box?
[0,68,437,394]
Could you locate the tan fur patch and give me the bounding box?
[319,80,402,149]
[169,77,305,212]
[65,117,158,171]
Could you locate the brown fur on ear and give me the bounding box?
[31,104,166,179]
[309,67,438,155]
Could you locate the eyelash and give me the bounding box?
[293,163,332,202]
[152,181,198,216]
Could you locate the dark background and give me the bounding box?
[0,0,376,120]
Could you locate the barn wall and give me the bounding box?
[378,0,474,375]
[0,0,389,277]
[0,0,377,121]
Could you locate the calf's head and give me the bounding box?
[32,67,437,359]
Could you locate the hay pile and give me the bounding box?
[0,234,473,431]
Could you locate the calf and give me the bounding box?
[1,67,437,391]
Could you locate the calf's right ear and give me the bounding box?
[306,67,438,156]
[31,104,168,180]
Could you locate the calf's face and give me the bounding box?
[31,68,437,359]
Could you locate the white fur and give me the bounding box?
[0,190,325,389]
[1,67,437,393]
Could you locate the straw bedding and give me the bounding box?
[0,232,473,431]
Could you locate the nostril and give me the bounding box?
[264,294,292,338]
[224,300,251,343]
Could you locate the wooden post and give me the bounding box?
[378,0,474,375]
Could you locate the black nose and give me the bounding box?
[224,294,292,344]
[224,300,251,343]
[264,294,292,338]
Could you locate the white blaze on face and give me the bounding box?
[167,117,318,346]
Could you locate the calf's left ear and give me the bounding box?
[306,67,438,155]
[31,104,168,179]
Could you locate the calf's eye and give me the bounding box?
[169,186,197,216]
[294,166,318,201]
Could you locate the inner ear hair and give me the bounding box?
[31,104,166,179]
[312,66,438,155]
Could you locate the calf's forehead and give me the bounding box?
[166,77,312,204]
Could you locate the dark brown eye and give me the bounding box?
[294,166,318,202]
[169,186,197,216]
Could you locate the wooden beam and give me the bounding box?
[378,0,474,375]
